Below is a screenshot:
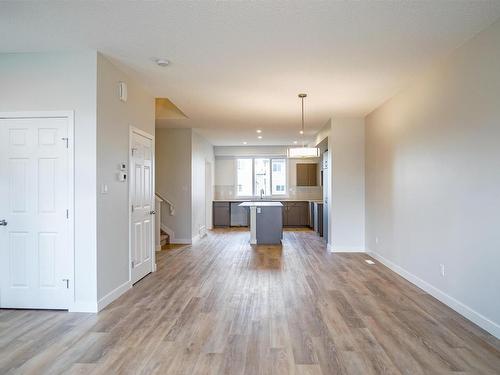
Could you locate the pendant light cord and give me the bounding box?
[299,93,307,147]
[301,96,304,134]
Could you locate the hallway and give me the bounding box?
[1,229,499,374]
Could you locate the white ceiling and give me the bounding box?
[2,1,500,145]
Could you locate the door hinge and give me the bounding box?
[66,209,69,219]
[131,204,134,212]
[61,137,69,148]
[131,261,135,269]
[62,278,70,289]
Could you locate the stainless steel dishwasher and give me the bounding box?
[230,202,249,226]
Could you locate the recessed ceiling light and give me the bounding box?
[257,135,262,139]
[299,130,304,135]
[293,141,298,144]
[243,141,247,145]
[155,58,170,67]
[256,129,262,133]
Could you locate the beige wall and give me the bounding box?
[365,19,500,337]
[96,53,155,301]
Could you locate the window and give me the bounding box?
[254,158,270,196]
[271,159,286,195]
[236,158,287,197]
[236,159,253,196]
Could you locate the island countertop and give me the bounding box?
[238,201,283,207]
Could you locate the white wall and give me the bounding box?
[365,19,500,337]
[191,130,214,238]
[155,128,192,242]
[96,53,155,302]
[330,118,365,252]
[0,51,98,311]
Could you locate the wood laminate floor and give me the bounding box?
[1,228,499,374]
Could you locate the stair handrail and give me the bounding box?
[155,192,175,216]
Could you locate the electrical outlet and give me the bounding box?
[440,264,445,277]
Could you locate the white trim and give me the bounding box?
[129,126,156,285]
[161,224,174,239]
[156,245,162,252]
[170,238,192,244]
[0,111,75,311]
[69,301,98,313]
[97,280,132,311]
[331,246,365,253]
[368,250,500,339]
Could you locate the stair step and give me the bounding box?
[160,233,170,247]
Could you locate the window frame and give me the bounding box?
[234,157,288,198]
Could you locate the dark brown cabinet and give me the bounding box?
[296,163,318,186]
[282,201,309,227]
[213,202,230,227]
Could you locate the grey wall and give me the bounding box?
[96,53,155,300]
[0,51,98,309]
[365,19,500,336]
[192,130,215,237]
[330,118,365,252]
[156,128,192,242]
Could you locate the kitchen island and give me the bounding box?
[238,201,283,245]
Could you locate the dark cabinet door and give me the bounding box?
[213,202,230,226]
[282,202,289,226]
[296,163,318,186]
[284,202,309,226]
[307,164,317,186]
[296,164,309,186]
[298,202,310,226]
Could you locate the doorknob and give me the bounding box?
[0,220,7,226]
[149,210,156,215]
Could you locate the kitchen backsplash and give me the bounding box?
[214,184,322,201]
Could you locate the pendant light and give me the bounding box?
[287,93,320,158]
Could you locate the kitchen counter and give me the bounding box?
[214,199,322,203]
[239,201,283,207]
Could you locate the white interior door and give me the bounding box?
[0,115,73,309]
[130,129,154,284]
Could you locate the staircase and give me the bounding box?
[160,229,170,249]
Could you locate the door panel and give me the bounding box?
[130,130,154,284]
[0,116,72,309]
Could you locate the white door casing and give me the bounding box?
[0,113,74,309]
[130,128,155,284]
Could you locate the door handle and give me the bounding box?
[0,220,7,226]
[149,210,156,215]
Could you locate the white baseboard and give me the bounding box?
[97,280,132,312]
[368,250,500,339]
[170,238,192,244]
[331,245,366,253]
[69,301,98,313]
[155,245,162,252]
